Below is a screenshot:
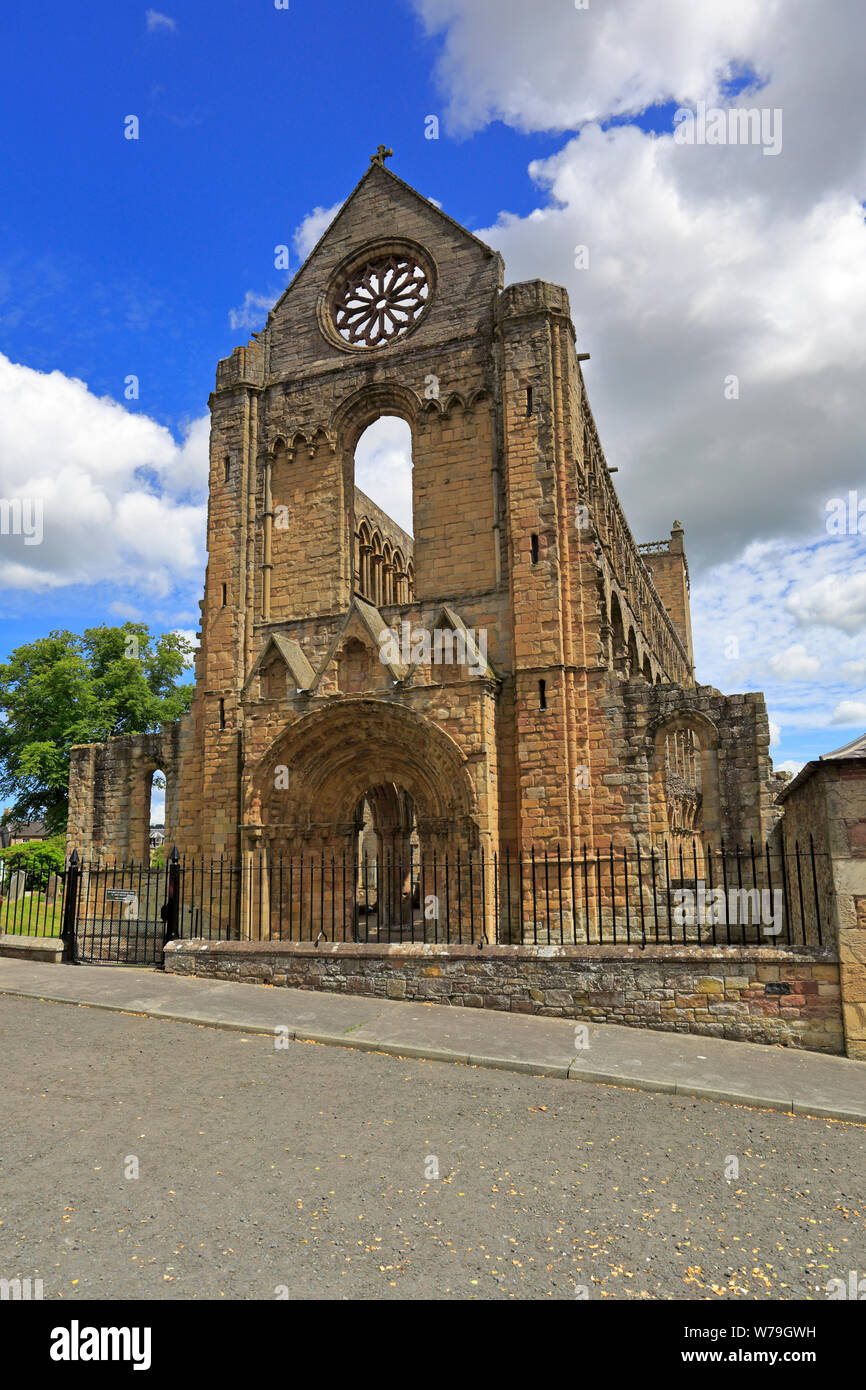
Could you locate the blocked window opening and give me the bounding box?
[353,416,414,605]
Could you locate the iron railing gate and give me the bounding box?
[1,839,829,961]
[62,850,181,966]
[50,837,829,955]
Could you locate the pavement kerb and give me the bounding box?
[2,982,864,1123]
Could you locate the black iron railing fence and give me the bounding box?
[1,836,828,964]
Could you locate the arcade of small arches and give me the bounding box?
[354,517,414,606]
[607,589,667,685]
[583,431,689,683]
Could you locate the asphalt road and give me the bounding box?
[1,994,863,1300]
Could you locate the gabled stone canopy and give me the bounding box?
[241,633,315,698]
[312,596,407,691]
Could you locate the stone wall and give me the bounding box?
[778,757,866,1057]
[165,940,842,1054]
[67,157,777,886]
[67,724,184,862]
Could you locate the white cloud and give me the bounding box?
[353,417,413,535]
[830,700,866,726]
[407,0,866,754]
[108,601,146,622]
[787,571,866,635]
[768,643,821,681]
[768,718,782,748]
[414,0,769,134]
[691,533,866,733]
[410,0,866,575]
[228,200,346,336]
[293,202,343,262]
[775,759,804,776]
[146,9,176,32]
[0,354,207,596]
[228,290,274,333]
[172,628,199,667]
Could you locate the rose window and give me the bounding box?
[332,254,430,347]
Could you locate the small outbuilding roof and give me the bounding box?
[775,729,866,801]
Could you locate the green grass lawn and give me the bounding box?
[0,894,63,937]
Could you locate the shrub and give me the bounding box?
[0,835,66,893]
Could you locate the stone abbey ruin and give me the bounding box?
[68,153,778,869]
[63,155,866,1058]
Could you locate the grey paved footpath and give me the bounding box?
[1,958,864,1123]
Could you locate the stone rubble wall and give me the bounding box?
[165,940,842,1054]
[778,760,866,1058]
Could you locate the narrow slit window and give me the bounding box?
[224,457,231,483]
[219,698,226,730]
[530,533,539,565]
[221,582,227,607]
[538,679,547,711]
[526,386,533,416]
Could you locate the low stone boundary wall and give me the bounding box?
[0,932,66,964]
[164,940,844,1054]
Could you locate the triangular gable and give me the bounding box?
[404,604,499,683]
[312,596,407,692]
[242,633,315,698]
[267,158,499,324]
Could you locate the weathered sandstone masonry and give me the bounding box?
[68,155,775,868]
[165,940,842,1054]
[66,154,866,1059]
[777,737,866,1059]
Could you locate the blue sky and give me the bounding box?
[1,0,864,774]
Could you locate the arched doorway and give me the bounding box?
[244,699,481,941]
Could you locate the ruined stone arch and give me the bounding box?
[609,590,627,674]
[369,529,384,605]
[392,546,407,603]
[382,541,394,604]
[442,391,466,416]
[626,629,640,680]
[331,382,421,453]
[247,699,480,858]
[335,383,418,604]
[356,519,372,597]
[648,710,721,846]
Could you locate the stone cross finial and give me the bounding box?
[370,144,393,167]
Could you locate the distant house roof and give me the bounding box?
[776,730,866,802]
[0,820,47,848]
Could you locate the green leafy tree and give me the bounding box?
[0,624,195,834]
[0,835,66,891]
